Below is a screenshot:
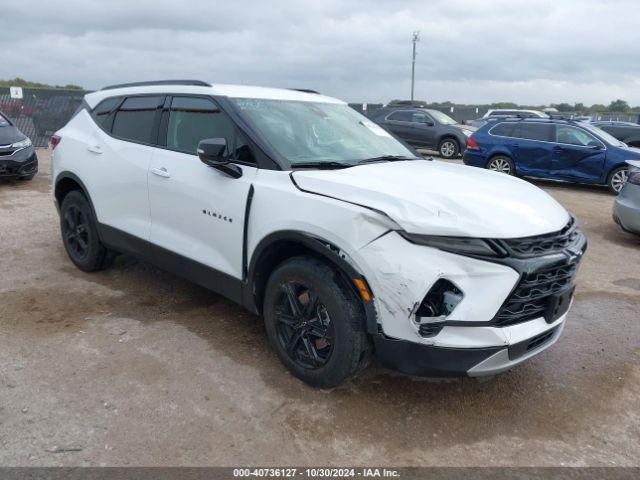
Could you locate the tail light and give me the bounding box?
[466,136,479,150]
[50,135,61,150]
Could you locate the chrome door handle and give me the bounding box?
[87,145,102,154]
[151,167,171,178]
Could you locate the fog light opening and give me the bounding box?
[415,279,464,337]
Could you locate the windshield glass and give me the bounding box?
[428,110,457,125]
[231,98,418,166]
[0,113,9,127]
[581,123,625,146]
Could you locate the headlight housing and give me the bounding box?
[11,138,32,150]
[461,129,473,137]
[628,167,640,186]
[399,232,505,257]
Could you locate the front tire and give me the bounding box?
[60,190,113,272]
[608,166,628,194]
[486,155,515,175]
[438,138,460,159]
[263,257,370,388]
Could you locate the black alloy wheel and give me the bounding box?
[274,281,334,369]
[62,205,90,261]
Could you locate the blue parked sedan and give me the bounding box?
[463,118,640,193]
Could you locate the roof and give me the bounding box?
[84,82,344,108]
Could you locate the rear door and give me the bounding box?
[148,96,258,280]
[88,95,163,241]
[509,122,554,177]
[550,125,606,181]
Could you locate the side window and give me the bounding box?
[489,122,515,137]
[519,123,553,142]
[166,96,255,163]
[387,111,413,122]
[112,96,163,143]
[555,125,598,147]
[90,97,121,129]
[411,112,429,123]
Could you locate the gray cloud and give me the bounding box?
[1,0,639,105]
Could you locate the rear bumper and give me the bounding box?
[374,317,565,377]
[0,149,38,178]
[462,150,486,167]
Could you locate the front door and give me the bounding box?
[551,125,606,182]
[148,96,258,280]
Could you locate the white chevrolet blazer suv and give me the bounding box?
[51,80,586,388]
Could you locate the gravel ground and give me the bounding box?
[0,149,638,467]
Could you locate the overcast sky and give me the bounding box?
[1,0,639,105]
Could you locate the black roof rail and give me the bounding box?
[289,88,320,94]
[100,80,211,91]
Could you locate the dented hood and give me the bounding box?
[292,160,570,238]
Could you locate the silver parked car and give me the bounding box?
[613,160,640,235]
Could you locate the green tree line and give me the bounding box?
[0,77,83,90]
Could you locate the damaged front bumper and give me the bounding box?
[356,225,585,377]
[373,313,566,377]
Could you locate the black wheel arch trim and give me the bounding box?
[244,230,379,334]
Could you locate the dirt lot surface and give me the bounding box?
[1,149,639,467]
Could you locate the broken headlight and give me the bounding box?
[399,232,504,257]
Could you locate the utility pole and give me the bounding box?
[411,31,420,103]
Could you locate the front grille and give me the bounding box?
[493,261,578,327]
[0,165,20,175]
[0,150,16,157]
[500,218,581,258]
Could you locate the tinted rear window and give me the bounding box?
[489,123,515,137]
[112,96,163,144]
[518,123,553,142]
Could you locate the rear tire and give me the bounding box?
[486,155,515,175]
[608,166,629,194]
[438,138,460,159]
[263,257,371,388]
[60,190,114,272]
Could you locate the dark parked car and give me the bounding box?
[590,121,640,148]
[463,118,639,193]
[613,160,640,235]
[0,111,38,180]
[369,107,475,158]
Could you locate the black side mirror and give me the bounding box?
[424,120,435,126]
[197,138,242,178]
[587,141,603,150]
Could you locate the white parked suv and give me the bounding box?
[51,80,587,387]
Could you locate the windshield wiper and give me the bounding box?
[291,161,353,170]
[357,155,418,164]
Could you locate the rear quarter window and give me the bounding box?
[489,123,515,137]
[111,96,164,144]
[90,97,122,129]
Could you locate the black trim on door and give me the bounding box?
[98,224,244,304]
[242,184,255,280]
